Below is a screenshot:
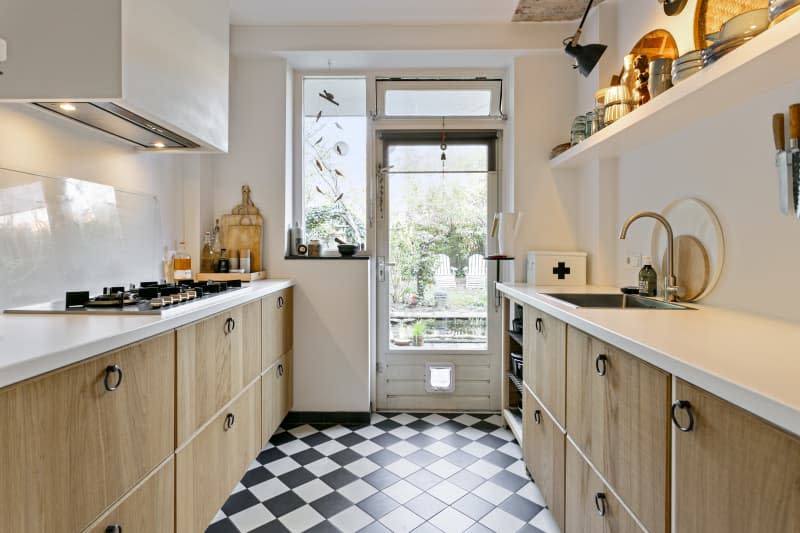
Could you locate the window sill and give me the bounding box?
[284,255,371,260]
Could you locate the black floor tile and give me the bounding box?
[337,432,367,447]
[329,448,363,466]
[263,491,305,517]
[241,466,274,487]
[363,468,401,490]
[302,432,333,446]
[489,470,528,492]
[221,490,260,516]
[291,447,325,466]
[499,494,543,522]
[358,492,401,519]
[407,449,438,467]
[251,521,291,533]
[207,518,240,533]
[453,493,495,521]
[483,450,516,469]
[311,491,353,518]
[278,466,316,488]
[405,492,448,520]
[321,467,359,489]
[444,449,479,468]
[406,469,444,491]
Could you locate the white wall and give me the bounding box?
[211,56,372,412]
[0,103,197,299]
[572,0,800,322]
[511,54,581,281]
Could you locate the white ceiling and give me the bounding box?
[230,0,521,26]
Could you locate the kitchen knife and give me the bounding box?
[773,113,791,215]
[790,104,800,218]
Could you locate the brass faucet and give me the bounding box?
[619,212,680,302]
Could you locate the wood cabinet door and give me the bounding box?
[177,301,261,445]
[176,382,261,533]
[523,307,566,427]
[523,385,565,530]
[262,288,293,369]
[566,441,641,533]
[566,327,670,533]
[674,379,800,533]
[83,457,174,533]
[262,364,277,444]
[0,333,175,533]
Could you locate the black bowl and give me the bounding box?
[338,244,358,257]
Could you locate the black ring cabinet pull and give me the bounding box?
[105,525,122,533]
[104,365,123,392]
[224,413,236,431]
[278,364,284,377]
[533,410,542,425]
[595,354,608,376]
[278,296,285,309]
[535,318,543,333]
[671,400,695,432]
[594,493,607,516]
[224,317,235,335]
[229,317,235,333]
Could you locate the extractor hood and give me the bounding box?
[0,0,230,152]
[34,102,200,149]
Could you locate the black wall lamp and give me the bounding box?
[563,0,607,77]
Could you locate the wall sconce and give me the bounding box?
[563,0,607,77]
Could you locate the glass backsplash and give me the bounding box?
[0,167,161,310]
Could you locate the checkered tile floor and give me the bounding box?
[207,413,560,533]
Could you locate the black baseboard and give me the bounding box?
[283,411,371,427]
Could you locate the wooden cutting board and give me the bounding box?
[220,186,263,273]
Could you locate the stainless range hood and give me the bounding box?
[34,102,200,149]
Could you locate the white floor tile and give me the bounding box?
[429,507,475,533]
[355,425,386,439]
[387,440,419,457]
[330,505,375,532]
[462,442,493,458]
[485,415,504,427]
[338,479,378,503]
[490,427,514,441]
[351,439,383,457]
[498,442,522,459]
[248,478,290,502]
[293,478,333,502]
[456,427,486,441]
[427,480,467,504]
[315,439,347,457]
[453,414,481,426]
[390,426,419,440]
[322,425,353,439]
[264,457,301,476]
[425,441,456,457]
[346,457,380,477]
[287,424,317,438]
[427,459,461,479]
[382,479,422,504]
[390,413,418,426]
[479,508,525,532]
[385,458,422,478]
[380,506,424,532]
[279,504,325,531]
[517,482,547,507]
[423,426,451,440]
[422,414,449,426]
[472,481,513,505]
[505,460,528,478]
[277,438,310,455]
[229,504,275,531]
[305,457,340,477]
[466,459,502,479]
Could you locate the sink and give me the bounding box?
[544,293,692,310]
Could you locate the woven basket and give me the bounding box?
[694,0,769,48]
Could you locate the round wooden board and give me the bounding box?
[694,0,769,49]
[660,235,710,301]
[651,198,725,302]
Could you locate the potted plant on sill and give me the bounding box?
[411,320,426,347]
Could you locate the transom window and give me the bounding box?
[377,79,503,118]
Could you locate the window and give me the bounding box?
[300,77,368,251]
[377,79,503,118]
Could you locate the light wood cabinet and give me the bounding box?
[523,385,565,531]
[566,440,641,533]
[262,287,293,369]
[176,381,261,533]
[83,456,174,533]
[0,332,175,533]
[523,307,566,427]
[566,326,670,533]
[673,379,800,533]
[262,351,294,443]
[177,300,261,444]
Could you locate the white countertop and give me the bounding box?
[498,283,800,436]
[0,279,294,389]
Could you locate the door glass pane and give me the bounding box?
[387,144,489,351]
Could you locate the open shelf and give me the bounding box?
[508,330,523,347]
[507,372,523,393]
[503,407,524,444]
[550,17,800,170]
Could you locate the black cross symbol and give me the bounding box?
[553,262,571,280]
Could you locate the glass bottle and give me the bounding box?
[212,218,222,254]
[217,248,230,273]
[200,231,216,273]
[173,241,193,280]
[638,257,658,297]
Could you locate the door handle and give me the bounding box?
[378,256,395,282]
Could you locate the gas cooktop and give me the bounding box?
[4,280,244,316]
